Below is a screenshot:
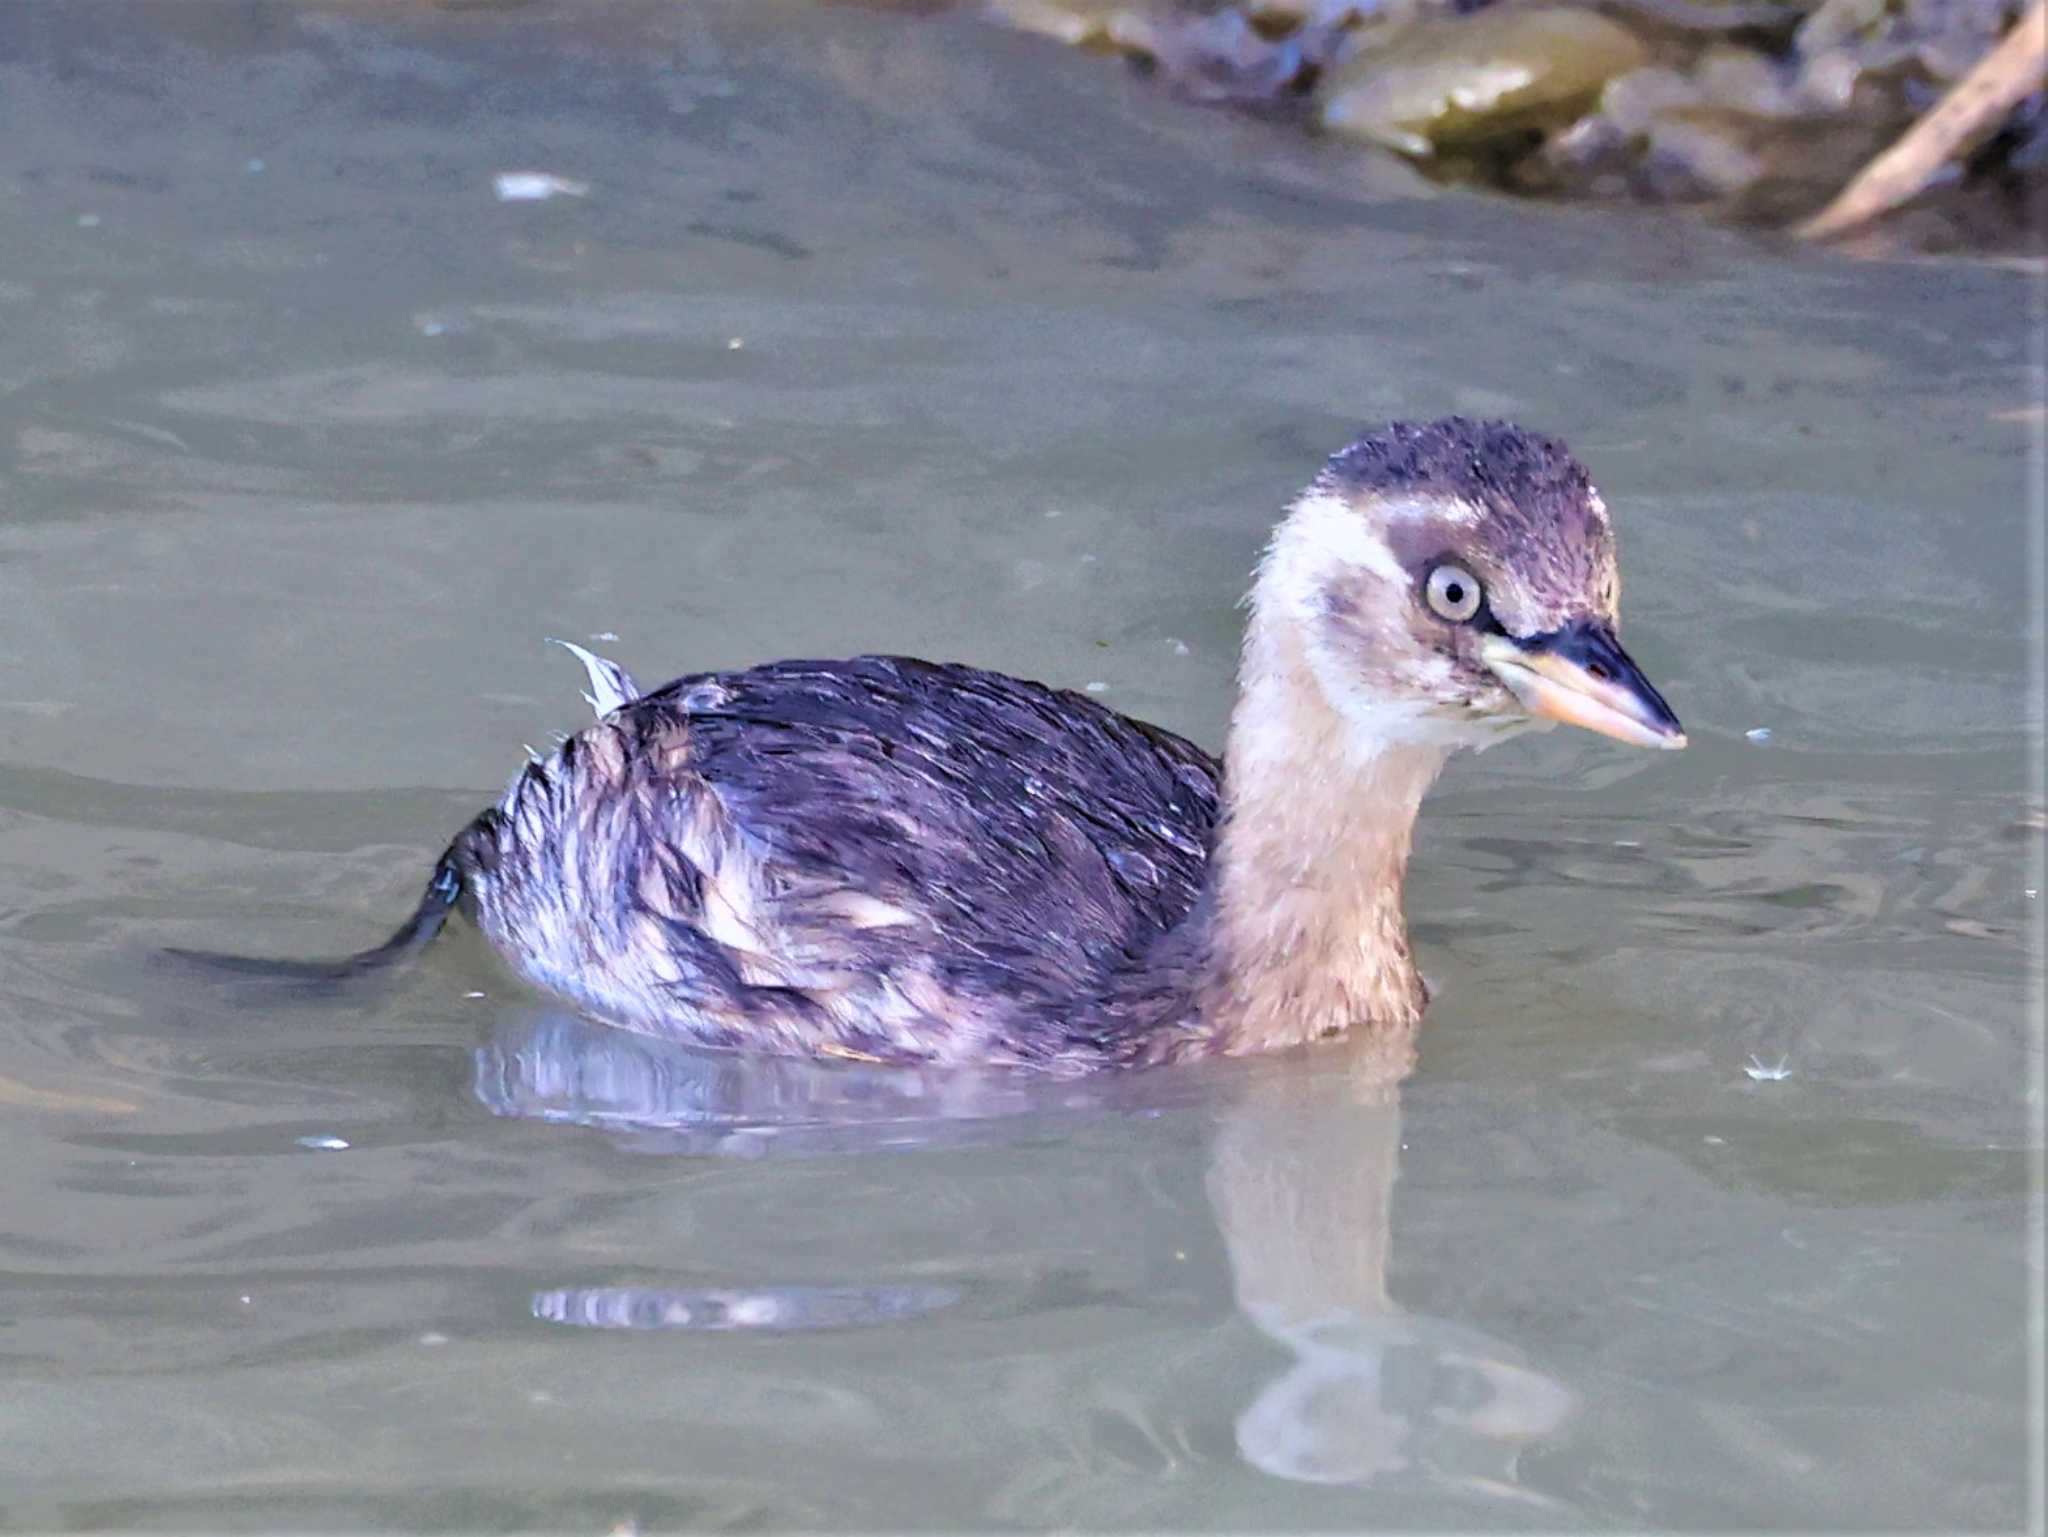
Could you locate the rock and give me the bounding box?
[984,0,2035,248]
[1795,0,2022,83]
[1642,108,1772,195]
[985,0,1134,49]
[1795,0,1894,58]
[1694,43,1806,117]
[1601,64,1707,133]
[1317,7,1652,155]
[1141,6,1325,100]
[1795,47,1865,109]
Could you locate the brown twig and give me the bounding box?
[1797,0,2047,241]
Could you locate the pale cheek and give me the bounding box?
[1319,611,1476,708]
[1401,652,1460,698]
[1315,607,1409,690]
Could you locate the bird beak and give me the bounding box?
[1481,618,1686,750]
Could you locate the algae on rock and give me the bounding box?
[1316,8,1651,156]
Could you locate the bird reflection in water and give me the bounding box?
[1208,1050,1576,1493]
[477,1009,1575,1495]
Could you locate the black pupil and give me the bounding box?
[1444,581,1464,605]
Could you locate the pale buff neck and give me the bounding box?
[1204,594,1447,1056]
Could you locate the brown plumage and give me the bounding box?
[168,418,1684,1073]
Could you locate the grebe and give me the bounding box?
[180,418,1683,1072]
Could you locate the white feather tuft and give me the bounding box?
[547,638,641,717]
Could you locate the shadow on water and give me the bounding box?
[476,1008,1578,1502]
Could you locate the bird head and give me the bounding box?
[1262,417,1685,756]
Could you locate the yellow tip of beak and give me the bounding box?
[1481,634,1686,751]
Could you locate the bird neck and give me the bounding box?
[1205,594,1446,1055]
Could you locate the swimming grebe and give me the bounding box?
[184,418,1683,1072]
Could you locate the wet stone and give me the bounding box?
[1643,109,1773,197]
[981,0,2039,248]
[1317,7,1652,156]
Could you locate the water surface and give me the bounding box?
[0,2,2038,1528]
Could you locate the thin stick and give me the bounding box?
[1797,0,2047,241]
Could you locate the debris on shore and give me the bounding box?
[985,0,2046,252]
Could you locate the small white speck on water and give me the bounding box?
[239,1295,253,1305]
[1044,508,1064,519]
[1167,638,1190,656]
[1084,681,1108,693]
[1080,553,1097,564]
[418,1332,450,1347]
[244,157,267,174]
[417,318,448,337]
[77,213,101,228]
[528,1390,555,1406]
[1744,1054,1792,1082]
[1173,1250,1187,1261]
[1703,1135,1726,1145]
[589,631,619,642]
[726,337,744,350]
[1613,838,1641,848]
[463,990,487,1000]
[492,170,589,202]
[1745,727,1773,744]
[296,1135,351,1151]
[2025,889,2039,900]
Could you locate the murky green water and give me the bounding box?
[1,2,2039,1528]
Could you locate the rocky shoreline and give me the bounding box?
[987,0,2045,254]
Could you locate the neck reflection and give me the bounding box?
[1207,1039,1575,1492]
[474,1010,1574,1495]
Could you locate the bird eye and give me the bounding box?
[1425,563,1483,623]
